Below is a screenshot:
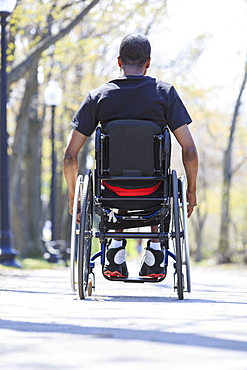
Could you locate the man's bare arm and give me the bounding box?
[63,130,88,214]
[172,124,198,218]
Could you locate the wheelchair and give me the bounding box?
[70,119,191,300]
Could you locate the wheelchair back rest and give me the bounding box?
[102,120,164,177]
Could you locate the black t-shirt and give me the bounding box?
[71,75,192,136]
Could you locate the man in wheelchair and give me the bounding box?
[64,33,198,280]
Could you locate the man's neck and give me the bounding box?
[120,65,146,76]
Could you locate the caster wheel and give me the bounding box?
[88,277,93,296]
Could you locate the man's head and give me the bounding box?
[118,33,151,69]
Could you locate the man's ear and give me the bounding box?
[143,58,151,75]
[117,56,122,67]
[145,58,151,69]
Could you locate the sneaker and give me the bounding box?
[139,241,166,279]
[103,240,128,278]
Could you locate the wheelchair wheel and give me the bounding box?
[78,170,93,299]
[180,176,191,293]
[70,175,83,292]
[172,170,184,300]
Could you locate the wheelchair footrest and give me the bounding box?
[103,275,166,283]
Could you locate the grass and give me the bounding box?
[0,257,67,271]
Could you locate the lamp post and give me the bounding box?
[44,81,63,241]
[0,0,20,267]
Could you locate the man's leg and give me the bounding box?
[103,223,128,278]
[139,224,168,278]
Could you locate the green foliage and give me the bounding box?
[0,258,66,270]
[20,258,67,270]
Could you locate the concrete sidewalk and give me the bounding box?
[1,262,247,369]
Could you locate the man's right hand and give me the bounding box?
[186,190,197,218]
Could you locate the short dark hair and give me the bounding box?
[119,33,151,68]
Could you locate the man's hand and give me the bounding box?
[186,190,197,218]
[69,198,81,223]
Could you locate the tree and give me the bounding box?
[8,0,102,257]
[218,58,247,263]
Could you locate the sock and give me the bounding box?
[149,242,161,251]
[108,239,123,249]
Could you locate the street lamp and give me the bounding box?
[0,0,20,267]
[44,81,63,241]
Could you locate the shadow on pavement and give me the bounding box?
[1,319,247,352]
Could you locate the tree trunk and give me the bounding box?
[22,99,43,258]
[10,59,41,257]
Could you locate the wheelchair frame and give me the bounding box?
[70,121,191,300]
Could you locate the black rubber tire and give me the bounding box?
[78,170,93,300]
[179,176,191,293]
[172,170,184,300]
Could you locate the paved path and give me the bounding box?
[1,261,247,369]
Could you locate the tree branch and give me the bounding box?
[9,0,101,85]
[232,156,247,175]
